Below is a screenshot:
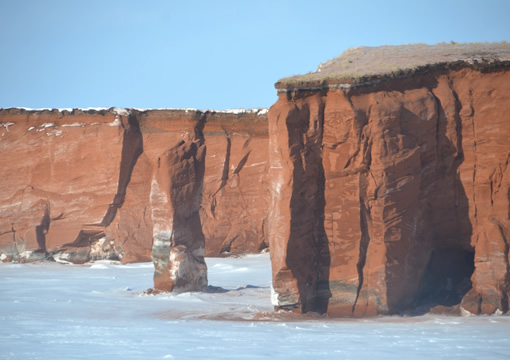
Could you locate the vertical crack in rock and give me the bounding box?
[349,100,373,315]
[467,90,479,225]
[213,131,231,197]
[209,131,231,220]
[495,221,510,312]
[11,224,16,244]
[315,124,331,314]
[233,150,251,175]
[35,202,50,251]
[353,169,372,314]
[220,234,239,254]
[100,112,143,226]
[446,80,465,169]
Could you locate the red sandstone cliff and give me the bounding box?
[0,108,269,270]
[3,42,510,316]
[268,43,510,316]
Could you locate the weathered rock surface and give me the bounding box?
[3,42,509,315]
[269,43,510,316]
[0,108,269,273]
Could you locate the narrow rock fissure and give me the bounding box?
[100,113,143,226]
[313,100,330,314]
[496,222,510,312]
[352,172,371,314]
[233,151,250,175]
[469,90,478,222]
[220,235,238,254]
[213,131,231,196]
[35,203,50,251]
[447,79,465,168]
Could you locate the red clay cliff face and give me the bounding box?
[0,108,269,268]
[268,67,510,316]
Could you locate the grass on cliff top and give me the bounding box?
[278,41,510,88]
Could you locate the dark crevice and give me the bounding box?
[11,224,16,244]
[446,79,465,168]
[429,90,444,165]
[35,202,50,251]
[233,151,251,175]
[220,235,239,254]
[352,152,373,314]
[284,99,331,314]
[352,195,370,313]
[258,218,268,251]
[413,248,475,313]
[100,113,143,226]
[213,131,231,197]
[63,229,105,248]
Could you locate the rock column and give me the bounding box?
[151,118,208,292]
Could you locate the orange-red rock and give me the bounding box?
[268,64,510,316]
[0,108,269,272]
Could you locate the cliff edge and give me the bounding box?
[268,42,510,316]
[0,108,269,269]
[277,42,510,91]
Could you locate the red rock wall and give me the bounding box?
[0,108,269,265]
[268,68,510,316]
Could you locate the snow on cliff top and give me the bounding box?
[3,107,269,116]
[277,41,510,89]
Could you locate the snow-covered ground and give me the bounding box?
[1,253,509,359]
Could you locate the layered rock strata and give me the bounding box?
[0,108,269,282]
[269,43,510,316]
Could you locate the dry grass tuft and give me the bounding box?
[277,42,510,90]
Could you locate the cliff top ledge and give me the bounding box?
[0,107,268,116]
[276,42,510,92]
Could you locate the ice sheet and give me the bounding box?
[1,253,509,359]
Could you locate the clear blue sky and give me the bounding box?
[1,0,509,110]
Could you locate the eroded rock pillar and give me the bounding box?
[151,124,208,292]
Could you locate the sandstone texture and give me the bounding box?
[0,108,269,282]
[269,42,510,316]
[3,41,510,315]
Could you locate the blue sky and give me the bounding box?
[1,0,509,110]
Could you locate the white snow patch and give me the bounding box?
[112,107,129,116]
[246,161,266,168]
[61,122,86,127]
[78,107,110,112]
[460,306,474,317]
[27,127,35,131]
[112,118,121,126]
[0,122,15,131]
[17,107,53,111]
[10,107,269,116]
[270,285,280,306]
